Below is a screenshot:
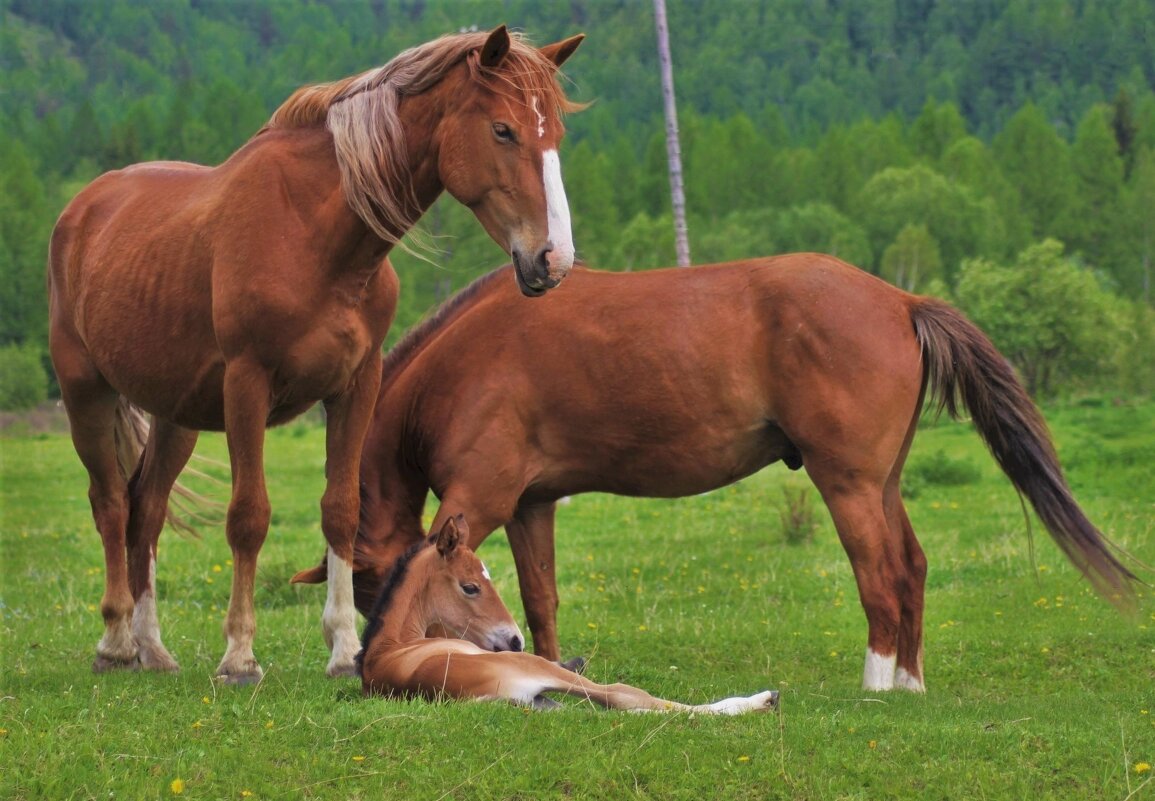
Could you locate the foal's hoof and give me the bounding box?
[559,656,587,674]
[760,690,781,712]
[92,654,141,673]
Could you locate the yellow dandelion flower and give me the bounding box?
[1136,762,1151,775]
[212,564,222,573]
[265,720,274,729]
[352,755,365,762]
[0,728,8,737]
[587,622,597,629]
[191,720,202,729]
[736,755,750,763]
[868,740,877,750]
[171,778,185,795]
[240,791,253,798]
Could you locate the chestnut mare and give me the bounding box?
[359,514,780,713]
[294,257,1139,693]
[48,27,584,683]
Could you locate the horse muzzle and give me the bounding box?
[512,244,571,298]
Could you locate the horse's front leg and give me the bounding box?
[217,362,273,684]
[505,502,562,662]
[320,355,383,677]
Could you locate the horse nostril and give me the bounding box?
[510,634,524,652]
[535,246,552,277]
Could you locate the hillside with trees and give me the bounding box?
[2,0,1154,407]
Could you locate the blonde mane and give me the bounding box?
[263,31,581,248]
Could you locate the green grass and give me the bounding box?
[2,401,1153,800]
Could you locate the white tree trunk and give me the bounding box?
[653,0,691,267]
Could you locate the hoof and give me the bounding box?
[93,654,141,673]
[559,656,587,674]
[138,647,181,673]
[760,690,781,712]
[216,669,264,686]
[532,695,563,710]
[326,662,359,679]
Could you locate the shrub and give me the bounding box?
[779,483,820,546]
[0,343,49,411]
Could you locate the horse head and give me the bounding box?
[433,26,584,296]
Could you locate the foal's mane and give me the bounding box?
[262,31,580,249]
[356,534,437,672]
[379,265,513,386]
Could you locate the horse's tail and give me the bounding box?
[113,397,220,537]
[909,297,1140,608]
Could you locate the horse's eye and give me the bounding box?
[492,122,516,144]
[461,583,481,597]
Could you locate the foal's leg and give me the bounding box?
[125,419,199,672]
[498,655,778,714]
[217,363,272,683]
[505,502,561,661]
[319,356,383,677]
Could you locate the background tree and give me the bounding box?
[955,240,1122,397]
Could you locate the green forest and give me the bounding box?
[2,0,1154,407]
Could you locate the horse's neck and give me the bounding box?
[371,564,436,647]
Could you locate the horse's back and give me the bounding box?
[396,254,923,499]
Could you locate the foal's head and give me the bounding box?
[360,514,524,653]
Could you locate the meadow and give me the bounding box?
[1,400,1152,800]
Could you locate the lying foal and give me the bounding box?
[356,515,779,714]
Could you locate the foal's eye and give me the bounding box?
[461,583,481,597]
[492,122,516,144]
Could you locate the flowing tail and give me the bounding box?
[113,397,221,536]
[909,297,1139,608]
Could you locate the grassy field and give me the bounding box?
[2,400,1153,800]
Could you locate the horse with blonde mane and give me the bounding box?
[358,514,780,714]
[48,26,584,683]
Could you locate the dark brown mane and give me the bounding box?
[356,534,437,673]
[380,265,514,386]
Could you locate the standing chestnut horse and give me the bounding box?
[48,27,584,683]
[294,258,1138,692]
[358,513,780,714]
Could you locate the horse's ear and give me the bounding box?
[539,33,585,69]
[479,25,511,69]
[436,514,463,557]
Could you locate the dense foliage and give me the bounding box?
[2,0,1154,402]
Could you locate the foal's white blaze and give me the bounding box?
[480,562,491,581]
[895,666,926,693]
[862,648,897,691]
[322,546,360,676]
[541,149,574,275]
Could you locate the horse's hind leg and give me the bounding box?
[125,419,199,672]
[55,367,137,670]
[809,472,909,691]
[885,486,927,692]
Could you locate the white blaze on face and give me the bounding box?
[542,149,575,273]
[481,562,492,581]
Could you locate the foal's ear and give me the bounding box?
[539,33,585,69]
[479,25,511,69]
[436,514,468,557]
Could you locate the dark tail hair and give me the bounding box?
[910,297,1139,608]
[113,397,221,536]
